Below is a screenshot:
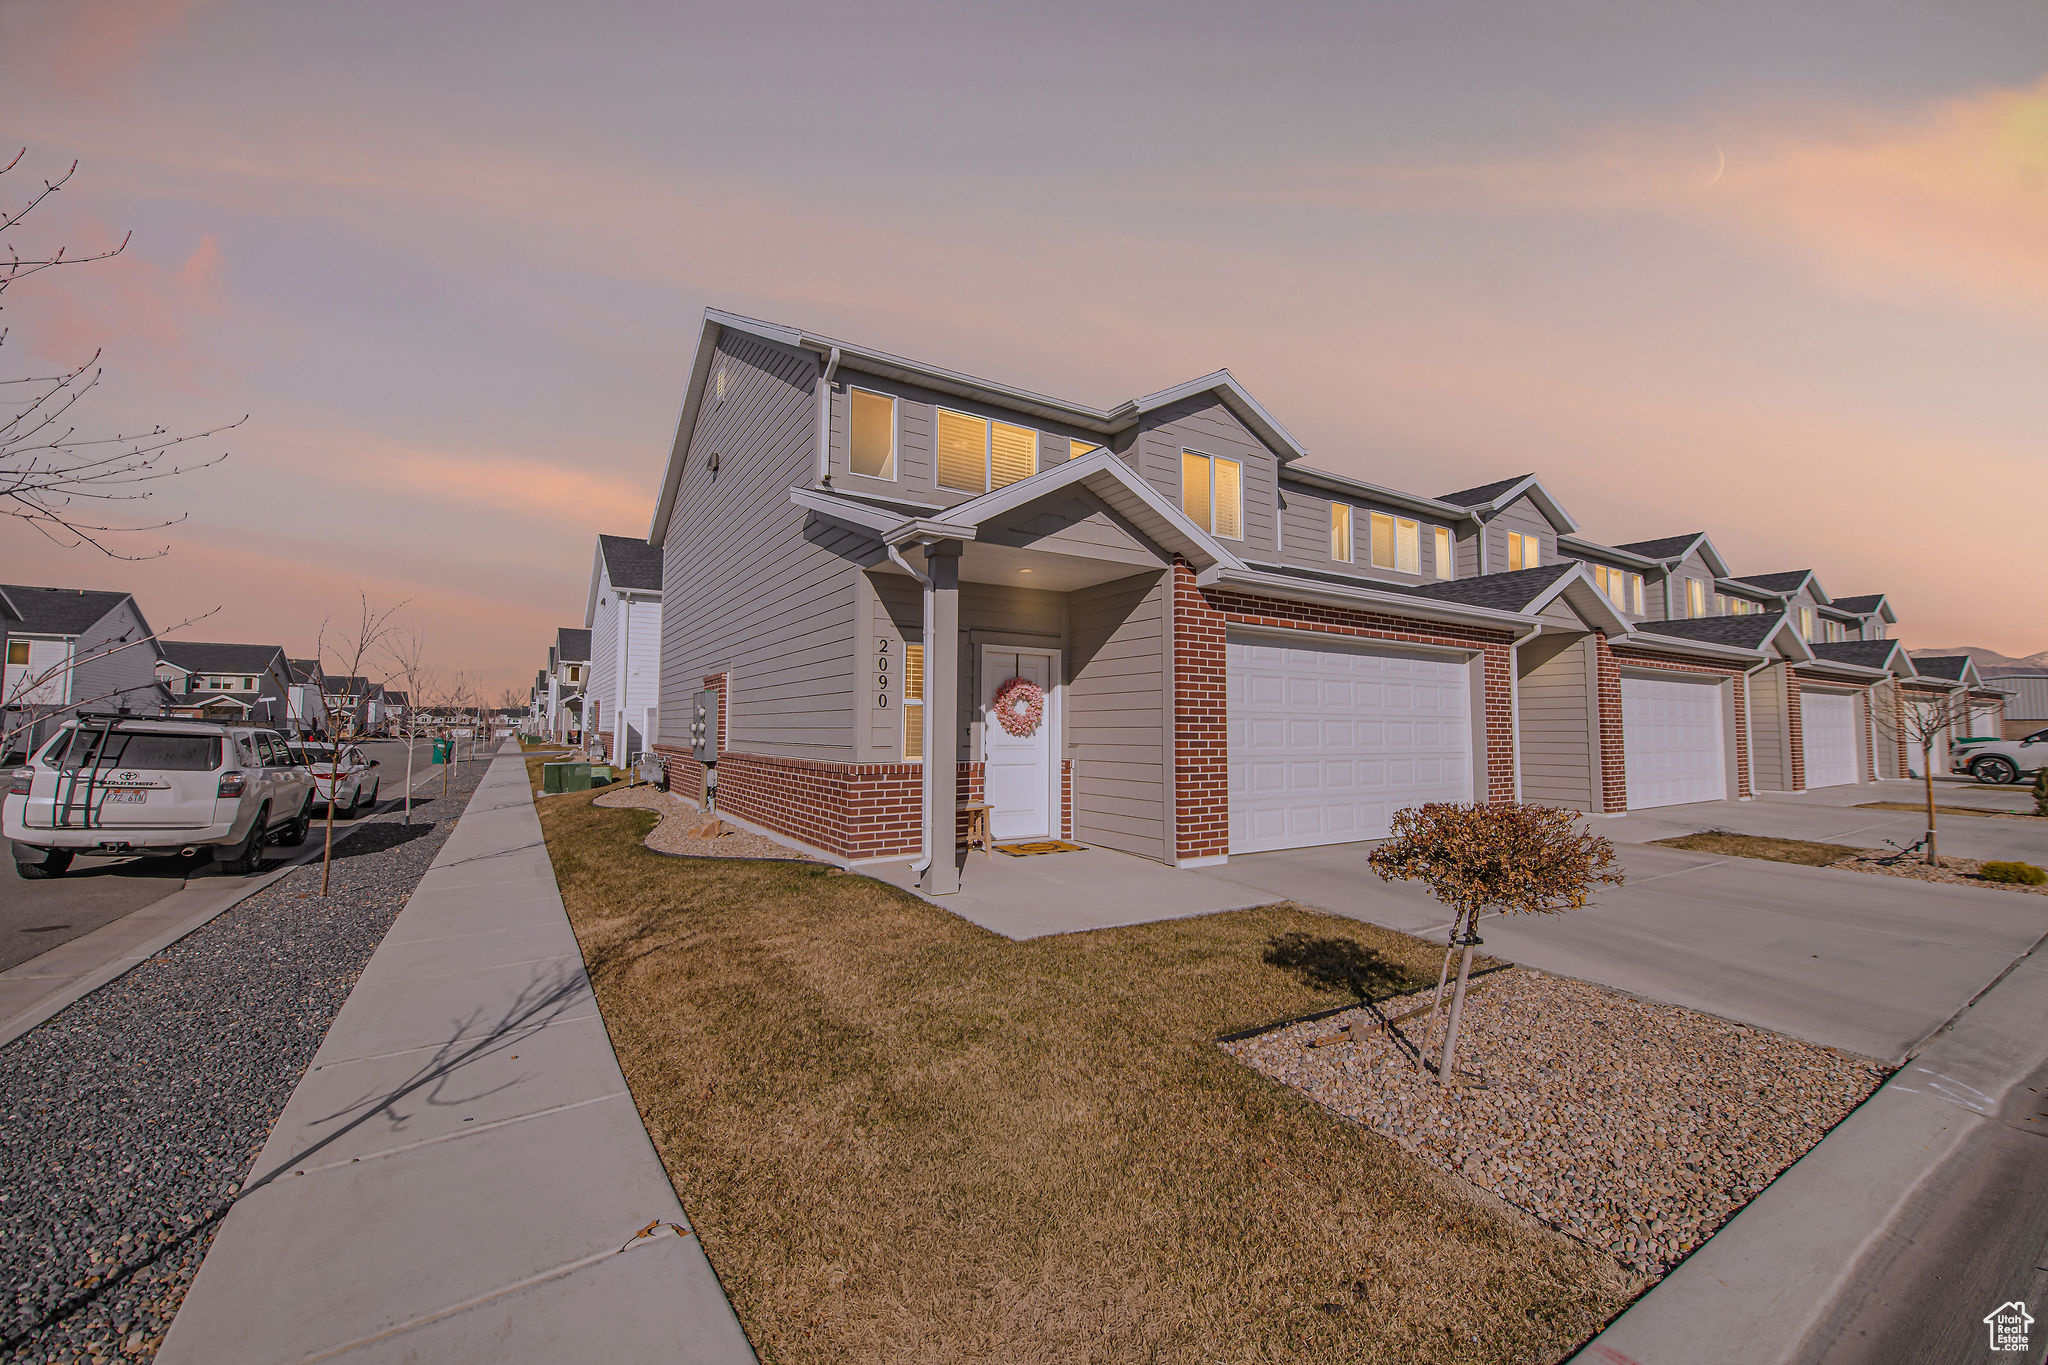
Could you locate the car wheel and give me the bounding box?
[1972,756,2020,785]
[15,847,73,879]
[277,795,314,847]
[219,805,269,874]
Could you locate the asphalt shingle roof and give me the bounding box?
[1809,640,1899,671]
[1828,594,1886,614]
[0,584,133,636]
[1387,563,1576,613]
[1612,533,1705,560]
[1911,655,1970,681]
[1634,612,1786,651]
[1434,474,1531,507]
[555,627,592,663]
[157,641,285,674]
[597,534,664,592]
[1732,570,1812,594]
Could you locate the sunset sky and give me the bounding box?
[4,0,2046,692]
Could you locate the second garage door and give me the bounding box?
[1622,673,1726,809]
[1227,633,1473,854]
[1801,691,1860,788]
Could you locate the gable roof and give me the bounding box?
[1631,610,1808,659]
[1437,475,1531,507]
[1613,533,1707,561]
[157,641,286,675]
[1431,473,1578,534]
[1809,639,1915,675]
[0,584,135,637]
[596,534,664,593]
[286,657,322,684]
[555,627,592,663]
[1731,570,1831,605]
[1911,654,1978,685]
[1828,593,1885,614]
[652,308,1309,542]
[1393,562,1632,635]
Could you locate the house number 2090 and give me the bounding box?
[876,637,890,708]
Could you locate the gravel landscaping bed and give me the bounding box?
[592,784,821,862]
[0,761,489,1363]
[1224,969,1888,1276]
[1835,851,2048,895]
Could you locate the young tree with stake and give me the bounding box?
[1369,802,1623,1084]
[1871,682,1977,866]
[310,593,407,894]
[380,625,436,825]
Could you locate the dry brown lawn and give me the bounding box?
[536,782,1634,1364]
[1855,800,2043,821]
[1651,831,1864,867]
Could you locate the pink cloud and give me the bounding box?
[43,0,221,101]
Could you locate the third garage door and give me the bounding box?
[1621,673,1726,809]
[1227,633,1472,854]
[1801,691,1860,788]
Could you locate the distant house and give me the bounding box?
[582,533,663,765]
[155,641,293,728]
[283,658,325,735]
[545,628,591,742]
[2,583,164,760]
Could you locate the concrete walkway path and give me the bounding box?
[158,747,756,1365]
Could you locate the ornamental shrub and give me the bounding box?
[1980,860,2047,886]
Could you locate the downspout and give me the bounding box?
[888,542,935,880]
[618,593,631,765]
[814,345,842,486]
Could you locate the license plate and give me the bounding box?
[107,790,148,804]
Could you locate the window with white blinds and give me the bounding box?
[1181,452,1242,539]
[1507,531,1539,572]
[935,409,1039,493]
[902,643,924,761]
[1433,526,1455,579]
[1594,564,1641,613]
[1330,503,1352,562]
[1366,512,1421,573]
[849,388,895,479]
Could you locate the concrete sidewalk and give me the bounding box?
[158,747,756,1365]
[1574,925,2048,1364]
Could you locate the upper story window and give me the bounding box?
[1872,621,1887,639]
[7,640,30,666]
[902,642,925,761]
[1369,512,1421,573]
[1181,451,1242,539]
[1070,440,1100,460]
[1721,596,1759,616]
[1594,565,1644,614]
[938,409,1037,494]
[1330,504,1352,562]
[1507,531,1539,572]
[1797,606,1815,638]
[1433,527,1455,580]
[1686,578,1709,619]
[849,388,896,479]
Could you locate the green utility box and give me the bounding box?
[542,762,594,793]
[589,765,613,786]
[431,737,451,764]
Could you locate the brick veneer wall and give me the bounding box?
[1607,646,1755,800]
[1177,559,1523,859]
[1592,633,1628,813]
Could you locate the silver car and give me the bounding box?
[1951,728,2048,785]
[5,717,317,878]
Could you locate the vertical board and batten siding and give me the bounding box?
[619,596,662,748]
[72,600,162,716]
[956,583,1065,757]
[658,330,862,759]
[1067,571,1170,860]
[1127,397,1281,560]
[1485,497,1556,572]
[823,368,1105,509]
[586,561,619,736]
[1272,480,1459,584]
[1516,633,1598,810]
[1750,663,1791,791]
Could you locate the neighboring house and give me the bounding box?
[1989,671,2048,738]
[547,629,590,742]
[1903,655,2005,776]
[381,689,409,733]
[582,534,664,765]
[648,307,1939,894]
[283,658,326,735]
[2,584,164,760]
[155,641,293,728]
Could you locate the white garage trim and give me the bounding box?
[1800,690,1860,789]
[1621,671,1727,809]
[1226,628,1476,854]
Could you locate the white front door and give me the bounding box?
[1800,691,1859,788]
[1621,673,1727,808]
[982,647,1058,843]
[1226,632,1473,853]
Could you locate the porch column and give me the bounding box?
[924,540,963,895]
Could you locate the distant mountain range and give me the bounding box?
[1909,646,2048,675]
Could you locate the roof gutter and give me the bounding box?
[1281,465,1477,521]
[1612,631,1768,664]
[1197,564,1540,638]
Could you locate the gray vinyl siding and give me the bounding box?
[72,600,162,716]
[586,562,619,735]
[1483,497,1556,573]
[1517,632,1597,811]
[957,584,1065,758]
[1067,571,1170,860]
[659,329,865,760]
[1751,663,1792,791]
[862,572,922,761]
[824,367,1106,509]
[1128,397,1279,560]
[1274,480,1458,584]
[1557,548,1651,623]
[976,489,1163,569]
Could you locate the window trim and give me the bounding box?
[1330,502,1352,563]
[1180,448,1243,541]
[1686,578,1708,619]
[847,386,898,481]
[1507,530,1539,573]
[902,641,925,762]
[1433,526,1455,580]
[935,406,1039,494]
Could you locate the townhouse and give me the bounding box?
[582,535,663,765]
[2,584,164,761]
[155,641,294,728]
[543,628,590,742]
[643,308,1978,888]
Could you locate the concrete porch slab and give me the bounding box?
[862,847,1281,940]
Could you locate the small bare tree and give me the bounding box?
[310,593,408,893]
[381,625,437,825]
[3,150,240,557]
[1369,803,1623,1084]
[1872,682,1978,865]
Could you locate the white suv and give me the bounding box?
[1951,728,2048,785]
[5,717,318,879]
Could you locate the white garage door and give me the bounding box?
[1801,691,1860,788]
[1621,673,1726,808]
[1227,633,1472,854]
[1972,705,2003,739]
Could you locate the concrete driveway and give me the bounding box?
[1199,790,2048,1063]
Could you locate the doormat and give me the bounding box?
[994,840,1086,857]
